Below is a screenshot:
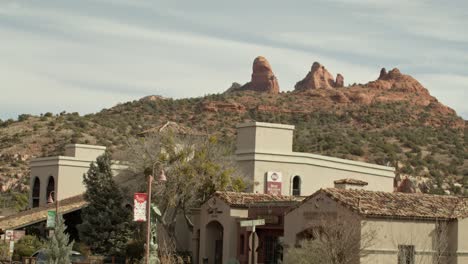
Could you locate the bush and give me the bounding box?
[18,114,31,122]
[12,235,44,260]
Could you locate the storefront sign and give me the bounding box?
[134,193,148,222]
[4,230,14,240]
[46,211,56,228]
[266,171,282,195]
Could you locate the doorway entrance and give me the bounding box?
[206,221,223,264]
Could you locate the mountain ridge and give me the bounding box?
[0,57,466,203]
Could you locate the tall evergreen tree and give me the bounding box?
[44,214,74,264]
[78,152,132,256]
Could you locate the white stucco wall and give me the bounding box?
[236,122,395,195]
[197,196,248,264]
[29,144,106,207]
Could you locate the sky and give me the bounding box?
[1,0,467,120]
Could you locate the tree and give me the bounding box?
[286,217,375,264]
[118,132,248,249]
[44,214,74,264]
[78,152,133,256]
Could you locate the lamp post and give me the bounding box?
[47,190,59,223]
[145,169,167,264]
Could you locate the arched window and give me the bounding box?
[32,177,41,208]
[292,176,301,196]
[46,176,55,203]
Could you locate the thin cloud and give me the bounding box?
[0,0,466,120]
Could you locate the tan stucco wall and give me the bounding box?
[361,219,447,264]
[197,196,248,264]
[64,144,106,160]
[283,193,361,263]
[29,163,59,207]
[29,144,106,207]
[235,122,395,195]
[284,192,467,264]
[453,218,468,263]
[236,122,294,154]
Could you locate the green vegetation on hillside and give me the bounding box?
[0,90,466,196]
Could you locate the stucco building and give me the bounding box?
[235,122,395,196]
[5,121,465,264]
[29,144,106,208]
[284,186,468,264]
[193,122,399,264]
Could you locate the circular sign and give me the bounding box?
[271,173,279,181]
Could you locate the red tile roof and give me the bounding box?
[293,188,468,220]
[0,195,87,231]
[214,191,302,208]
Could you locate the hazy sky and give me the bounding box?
[1,0,467,120]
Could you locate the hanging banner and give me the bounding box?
[266,171,282,195]
[134,193,148,222]
[46,211,56,228]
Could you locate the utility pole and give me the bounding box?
[145,175,153,264]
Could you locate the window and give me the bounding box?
[46,176,55,202]
[32,177,40,208]
[398,245,415,264]
[292,176,301,196]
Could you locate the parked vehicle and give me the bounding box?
[31,250,86,263]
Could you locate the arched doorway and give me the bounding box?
[206,221,223,264]
[32,177,40,208]
[46,176,55,203]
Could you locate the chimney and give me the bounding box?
[334,178,368,190]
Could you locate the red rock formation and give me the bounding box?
[335,73,344,88]
[367,68,429,94]
[295,62,336,90]
[237,56,280,94]
[201,101,246,113]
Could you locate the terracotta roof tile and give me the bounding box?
[214,191,302,208]
[0,195,87,231]
[294,188,468,220]
[334,178,368,186]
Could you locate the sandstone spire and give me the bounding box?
[335,73,344,88]
[238,56,280,94]
[295,62,337,90]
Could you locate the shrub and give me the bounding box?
[12,235,44,260]
[18,114,31,122]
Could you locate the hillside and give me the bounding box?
[0,57,467,211]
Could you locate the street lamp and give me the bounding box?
[47,191,59,222]
[145,169,167,264]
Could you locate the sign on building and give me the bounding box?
[134,193,148,222]
[4,230,14,240]
[266,171,282,195]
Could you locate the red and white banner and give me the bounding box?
[266,171,282,195]
[134,193,148,222]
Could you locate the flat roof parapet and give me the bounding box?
[236,122,295,130]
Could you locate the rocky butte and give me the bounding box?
[232,56,280,94]
[295,62,344,90]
